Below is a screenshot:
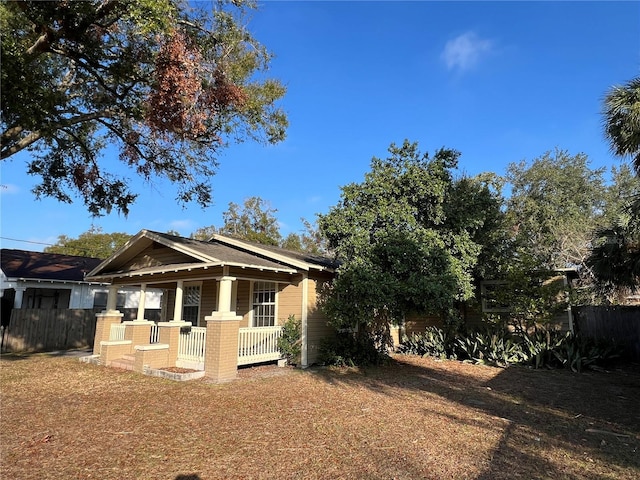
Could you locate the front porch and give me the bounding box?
[91,311,285,381]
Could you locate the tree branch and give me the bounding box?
[1,110,117,160]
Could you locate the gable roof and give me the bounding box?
[1,249,102,283]
[86,230,337,281]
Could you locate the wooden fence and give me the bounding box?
[573,306,640,362]
[2,308,99,353]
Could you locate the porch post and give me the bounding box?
[13,287,25,309]
[136,283,147,321]
[204,274,241,383]
[173,280,184,322]
[92,285,124,355]
[106,285,119,312]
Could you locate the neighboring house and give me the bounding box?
[0,249,162,322]
[85,230,339,382]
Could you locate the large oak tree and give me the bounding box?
[1,0,287,215]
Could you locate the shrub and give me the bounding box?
[399,324,623,372]
[398,327,455,359]
[455,327,525,367]
[277,315,302,365]
[318,331,389,367]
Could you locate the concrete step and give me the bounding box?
[122,354,136,362]
[110,357,135,371]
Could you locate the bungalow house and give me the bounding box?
[84,230,339,382]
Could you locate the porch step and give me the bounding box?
[110,357,135,371]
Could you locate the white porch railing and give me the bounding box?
[177,327,207,370]
[109,323,126,341]
[238,326,283,366]
[150,323,159,344]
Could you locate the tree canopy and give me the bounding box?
[44,226,130,259]
[190,197,327,253]
[602,76,640,175]
[318,140,505,333]
[587,75,640,293]
[1,0,287,215]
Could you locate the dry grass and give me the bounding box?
[1,352,639,480]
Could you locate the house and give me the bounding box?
[0,249,162,323]
[84,229,339,382]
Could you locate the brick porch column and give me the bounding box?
[93,311,124,355]
[123,320,154,348]
[158,321,191,366]
[204,275,241,383]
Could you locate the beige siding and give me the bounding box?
[126,246,195,272]
[278,277,304,326]
[306,274,334,365]
[198,279,217,327]
[236,280,251,328]
[404,313,444,337]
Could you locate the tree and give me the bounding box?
[602,76,640,175]
[1,0,287,216]
[587,76,640,294]
[44,226,130,259]
[281,218,330,255]
[318,140,505,339]
[193,196,282,246]
[504,150,608,276]
[504,150,640,303]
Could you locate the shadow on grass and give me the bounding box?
[175,475,201,480]
[0,348,93,361]
[311,356,640,480]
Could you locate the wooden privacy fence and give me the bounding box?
[573,306,640,362]
[2,308,98,353]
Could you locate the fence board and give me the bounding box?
[573,306,640,362]
[3,309,98,353]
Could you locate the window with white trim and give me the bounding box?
[252,281,276,327]
[182,284,201,325]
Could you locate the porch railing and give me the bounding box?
[109,323,126,341]
[237,326,283,366]
[150,323,159,344]
[177,326,207,370]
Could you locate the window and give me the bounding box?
[182,284,201,325]
[252,281,276,327]
[93,291,125,310]
[481,281,510,313]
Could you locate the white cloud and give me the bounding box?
[441,31,493,71]
[0,183,20,195]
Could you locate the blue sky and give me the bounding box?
[1,1,639,253]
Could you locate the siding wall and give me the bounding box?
[306,274,334,365]
[199,279,217,327]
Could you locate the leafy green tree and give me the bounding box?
[587,76,640,294]
[281,218,329,255]
[602,76,640,174]
[504,150,609,275]
[44,226,130,259]
[193,196,282,246]
[318,140,505,339]
[1,0,287,216]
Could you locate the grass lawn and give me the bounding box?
[1,353,639,480]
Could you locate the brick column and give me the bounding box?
[204,315,240,382]
[93,311,124,355]
[123,320,154,348]
[158,321,191,367]
[204,274,241,382]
